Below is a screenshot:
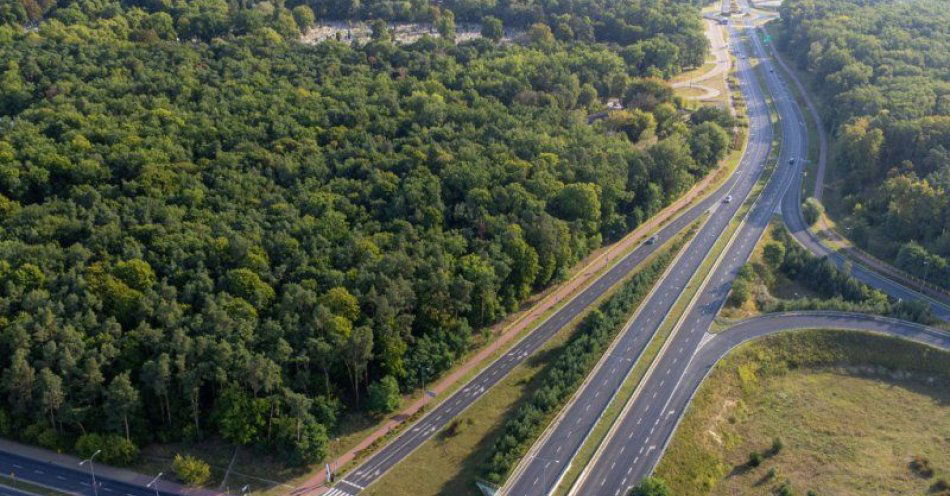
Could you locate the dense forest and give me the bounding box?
[778,0,950,288]
[0,0,727,465]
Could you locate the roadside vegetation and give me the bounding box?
[654,329,950,495]
[721,221,935,325]
[777,0,950,290]
[0,0,734,479]
[364,223,698,496]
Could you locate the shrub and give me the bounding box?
[766,467,777,480]
[367,375,401,414]
[747,451,763,467]
[801,197,824,225]
[629,477,671,496]
[777,481,795,496]
[771,437,784,455]
[76,434,139,466]
[910,455,934,478]
[173,454,211,486]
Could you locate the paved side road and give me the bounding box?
[585,311,949,490]
[568,4,950,494]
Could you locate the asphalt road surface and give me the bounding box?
[502,21,781,496]
[325,19,779,496]
[572,312,949,496]
[0,450,176,496]
[568,11,950,496]
[0,484,41,496]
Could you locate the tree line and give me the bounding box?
[482,227,694,483]
[0,0,730,467]
[778,0,950,289]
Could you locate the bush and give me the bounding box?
[747,451,763,467]
[367,375,401,414]
[801,197,824,225]
[771,437,784,455]
[910,455,934,478]
[173,454,211,486]
[777,481,795,496]
[75,434,139,466]
[629,477,671,496]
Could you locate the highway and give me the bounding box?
[571,311,949,495]
[323,18,778,496]
[0,450,177,496]
[501,20,779,496]
[566,8,950,495]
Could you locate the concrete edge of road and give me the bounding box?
[497,218,706,495]
[642,311,950,480]
[565,38,779,496]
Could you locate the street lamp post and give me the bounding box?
[79,449,102,496]
[526,453,560,496]
[146,472,163,496]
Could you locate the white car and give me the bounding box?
[724,195,733,203]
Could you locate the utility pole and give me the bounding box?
[79,450,102,496]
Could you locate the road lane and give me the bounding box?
[502,21,778,496]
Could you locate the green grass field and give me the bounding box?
[655,330,950,496]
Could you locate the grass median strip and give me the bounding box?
[553,33,785,496]
[362,220,702,496]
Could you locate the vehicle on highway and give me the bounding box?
[646,235,659,245]
[724,195,733,203]
[789,158,795,164]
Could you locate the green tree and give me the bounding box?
[763,241,786,267]
[213,387,266,445]
[481,16,503,42]
[291,5,314,31]
[367,375,401,414]
[105,372,140,442]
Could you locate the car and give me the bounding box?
[646,235,659,245]
[789,158,795,164]
[770,68,774,73]
[724,195,733,203]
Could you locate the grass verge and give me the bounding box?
[553,31,784,494]
[654,329,950,496]
[361,222,703,496]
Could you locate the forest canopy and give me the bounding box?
[0,0,724,464]
[778,0,950,288]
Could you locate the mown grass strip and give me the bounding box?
[553,31,785,495]
[360,221,702,496]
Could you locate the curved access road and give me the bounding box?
[569,7,950,495]
[762,32,950,322]
[581,311,949,491]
